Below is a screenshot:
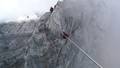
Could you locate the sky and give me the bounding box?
[0,0,59,22]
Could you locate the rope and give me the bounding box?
[58,21,103,68]
[45,1,102,67]
[66,37,103,68]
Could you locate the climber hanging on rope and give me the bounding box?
[61,31,70,39]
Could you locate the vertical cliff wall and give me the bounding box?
[63,0,120,68]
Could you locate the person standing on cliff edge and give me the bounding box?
[50,7,54,13]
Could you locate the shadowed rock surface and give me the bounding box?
[0,1,100,68]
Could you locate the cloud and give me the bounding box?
[0,0,58,22]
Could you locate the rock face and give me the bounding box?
[63,0,120,68]
[0,1,79,68]
[0,0,105,68]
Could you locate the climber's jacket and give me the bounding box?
[61,32,69,39]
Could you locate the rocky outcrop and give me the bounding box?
[0,1,78,68]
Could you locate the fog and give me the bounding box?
[0,0,58,22]
[64,0,120,68]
